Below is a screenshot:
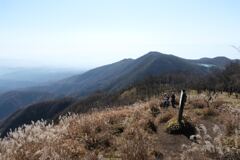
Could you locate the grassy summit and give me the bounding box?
[0,91,239,160]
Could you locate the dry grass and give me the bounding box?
[225,117,239,136]
[202,107,218,117]
[190,99,209,109]
[0,92,239,160]
[194,107,218,119]
[157,110,174,123]
[211,100,225,109]
[119,128,149,160]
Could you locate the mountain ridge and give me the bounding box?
[0,52,237,121]
[46,52,209,96]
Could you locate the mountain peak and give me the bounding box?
[145,51,164,57]
[138,51,167,60]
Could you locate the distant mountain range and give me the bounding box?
[0,67,83,93]
[189,56,235,69]
[0,79,38,94]
[0,52,237,136]
[38,52,234,96]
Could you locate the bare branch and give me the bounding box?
[231,45,240,53]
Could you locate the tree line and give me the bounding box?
[131,61,240,98]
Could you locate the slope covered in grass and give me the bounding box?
[0,92,239,160]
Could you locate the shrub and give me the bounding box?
[158,112,173,123]
[138,119,157,134]
[190,99,209,109]
[181,123,240,160]
[225,118,239,136]
[211,100,225,109]
[194,108,203,116]
[83,133,111,150]
[222,136,240,149]
[120,129,149,160]
[149,105,160,117]
[221,151,240,160]
[146,120,157,133]
[194,107,218,118]
[147,99,160,109]
[84,152,99,160]
[202,108,218,117]
[110,123,125,135]
[150,151,164,160]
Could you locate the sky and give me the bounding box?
[0,0,240,69]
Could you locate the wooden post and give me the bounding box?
[178,90,187,123]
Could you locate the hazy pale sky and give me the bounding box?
[0,0,240,68]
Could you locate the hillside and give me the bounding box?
[0,88,139,137]
[0,91,53,120]
[37,52,237,98]
[0,79,38,94]
[0,98,75,137]
[42,52,210,97]
[0,52,237,123]
[0,91,239,159]
[1,58,239,137]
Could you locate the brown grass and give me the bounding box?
[120,128,149,160]
[194,107,218,118]
[202,107,218,117]
[0,93,239,160]
[225,117,239,136]
[211,100,225,109]
[190,99,209,109]
[158,111,174,123]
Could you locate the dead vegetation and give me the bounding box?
[190,99,209,109]
[158,110,174,123]
[0,91,239,160]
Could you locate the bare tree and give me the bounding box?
[231,45,240,53]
